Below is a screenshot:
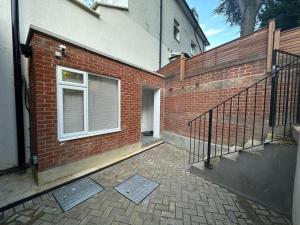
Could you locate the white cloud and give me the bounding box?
[200,23,206,29]
[204,28,223,37]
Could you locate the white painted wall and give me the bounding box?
[293,133,300,224]
[141,89,154,132]
[100,0,128,8]
[128,0,205,67]
[19,0,161,70]
[153,89,160,138]
[19,0,206,71]
[0,0,18,170]
[161,0,205,66]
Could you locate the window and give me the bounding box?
[57,66,120,141]
[191,41,197,56]
[173,19,180,42]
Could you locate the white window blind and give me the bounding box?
[63,89,84,133]
[88,75,119,131]
[57,66,120,141]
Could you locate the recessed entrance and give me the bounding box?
[141,86,160,145]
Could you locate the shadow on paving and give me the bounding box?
[0,143,291,225]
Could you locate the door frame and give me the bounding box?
[141,86,160,138]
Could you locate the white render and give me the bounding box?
[19,0,208,71]
[153,88,161,138]
[0,0,18,170]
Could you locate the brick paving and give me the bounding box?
[0,143,291,225]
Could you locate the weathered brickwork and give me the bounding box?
[163,59,268,138]
[29,32,164,171]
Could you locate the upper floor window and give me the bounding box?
[57,66,120,141]
[173,19,180,42]
[191,41,197,56]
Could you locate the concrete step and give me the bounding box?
[141,138,163,148]
[190,141,297,215]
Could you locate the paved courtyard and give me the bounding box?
[0,143,291,225]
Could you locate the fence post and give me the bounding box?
[297,58,300,124]
[205,110,213,169]
[267,19,275,72]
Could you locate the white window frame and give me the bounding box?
[57,66,121,142]
[174,19,180,42]
[191,41,197,56]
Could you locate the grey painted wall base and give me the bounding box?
[162,131,190,152]
[191,142,297,216]
[292,126,300,225]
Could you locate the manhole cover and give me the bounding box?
[114,174,159,204]
[52,177,103,212]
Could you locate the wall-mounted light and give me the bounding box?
[55,44,67,59]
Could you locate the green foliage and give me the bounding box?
[214,0,241,26]
[258,0,300,30]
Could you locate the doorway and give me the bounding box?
[141,86,160,145]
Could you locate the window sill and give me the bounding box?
[92,2,129,11]
[58,128,121,142]
[68,0,100,18]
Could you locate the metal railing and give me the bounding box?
[188,50,300,167]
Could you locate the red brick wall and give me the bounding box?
[164,59,268,138]
[29,32,164,171]
[158,57,180,78]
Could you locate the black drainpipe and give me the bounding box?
[11,0,26,170]
[159,0,163,69]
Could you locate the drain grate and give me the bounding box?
[114,174,159,204]
[52,177,103,212]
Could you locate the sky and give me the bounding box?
[186,0,240,50]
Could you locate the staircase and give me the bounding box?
[188,50,300,215]
[191,140,297,215]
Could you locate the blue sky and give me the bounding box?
[187,0,240,49]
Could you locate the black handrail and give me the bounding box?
[188,50,300,167]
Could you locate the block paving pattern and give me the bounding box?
[0,144,291,225]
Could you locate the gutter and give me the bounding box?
[11,0,26,170]
[159,0,163,69]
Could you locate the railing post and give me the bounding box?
[284,65,291,136]
[204,110,213,169]
[188,121,192,164]
[269,50,278,128]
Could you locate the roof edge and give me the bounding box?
[176,0,210,46]
[25,25,164,78]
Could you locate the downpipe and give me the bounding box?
[11,0,26,170]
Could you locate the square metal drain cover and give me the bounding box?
[52,177,103,212]
[114,174,159,204]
